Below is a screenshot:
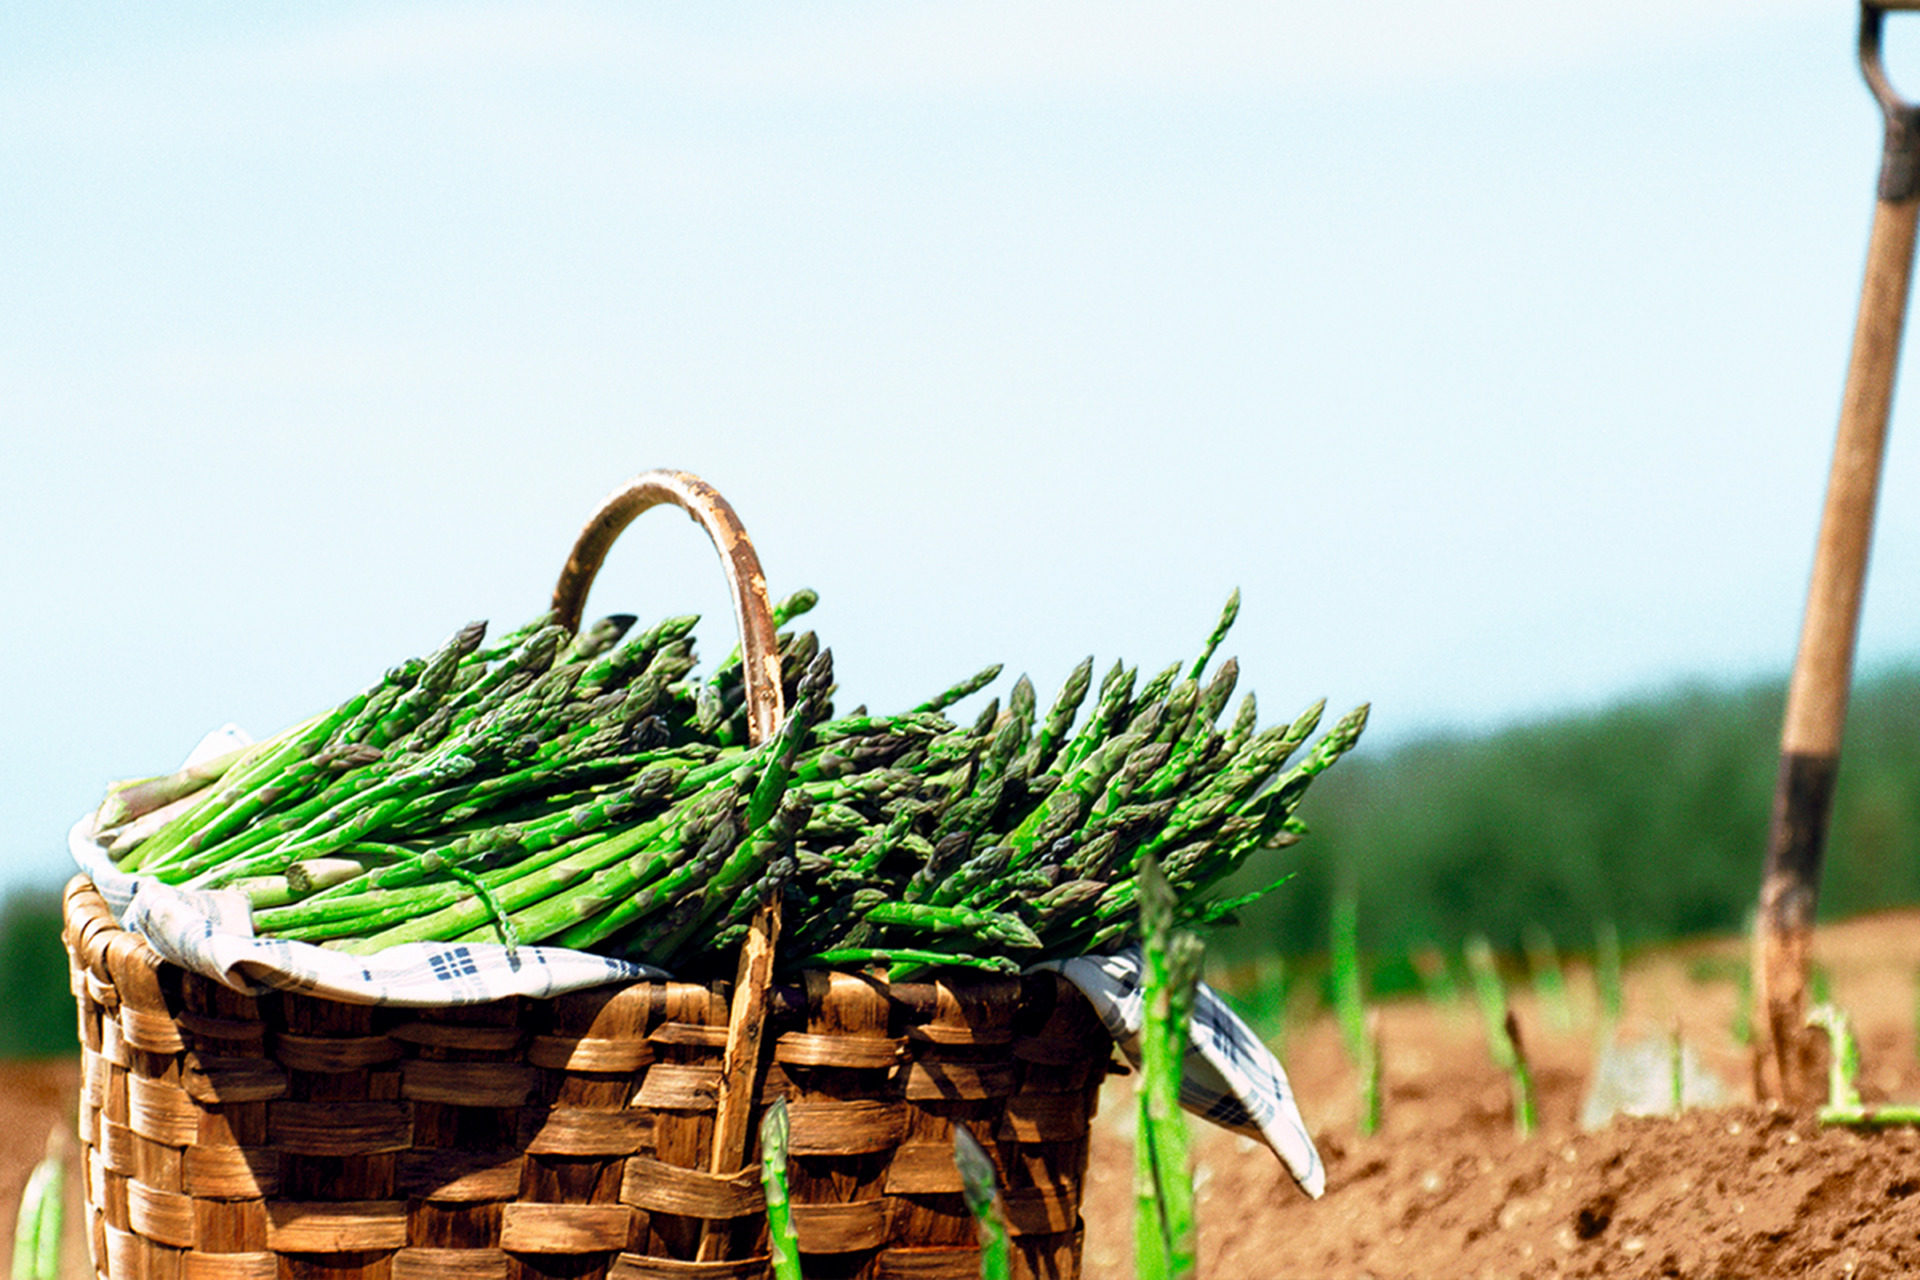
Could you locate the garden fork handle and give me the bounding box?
[1756,2,1920,1107]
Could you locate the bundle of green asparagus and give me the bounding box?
[91,590,1365,979]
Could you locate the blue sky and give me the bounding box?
[5,1,1916,894]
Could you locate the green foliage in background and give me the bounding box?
[0,888,75,1058]
[1213,664,1920,965]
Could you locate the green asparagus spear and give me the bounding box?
[954,1124,1012,1280]
[760,1099,803,1280]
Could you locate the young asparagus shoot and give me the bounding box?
[10,1129,64,1280]
[1137,857,1200,1280]
[1330,887,1379,1135]
[953,1124,1012,1280]
[1732,947,1754,1049]
[1594,921,1624,1034]
[1912,966,1920,1066]
[1258,953,1295,1053]
[758,1099,802,1280]
[1331,887,1365,1062]
[1465,936,1536,1138]
[1808,1003,1920,1126]
[1216,953,1292,1052]
[1669,1018,1686,1115]
[1361,1009,1383,1139]
[1504,1008,1538,1137]
[1411,949,1461,1011]
[1809,1003,1868,1121]
[1523,924,1573,1034]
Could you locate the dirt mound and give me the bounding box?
[1167,1104,1920,1280]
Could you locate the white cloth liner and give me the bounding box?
[72,726,1323,1198]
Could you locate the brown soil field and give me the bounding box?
[10,910,1920,1279]
[1078,908,1920,1278]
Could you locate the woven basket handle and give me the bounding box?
[552,469,784,1242]
[551,468,786,747]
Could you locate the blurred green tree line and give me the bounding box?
[0,890,73,1056]
[1216,663,1920,968]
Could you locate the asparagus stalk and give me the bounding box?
[95,744,251,832]
[759,1099,802,1280]
[954,1124,1012,1280]
[1331,886,1380,1136]
[1136,857,1200,1280]
[100,589,1364,977]
[1466,936,1535,1137]
[1188,588,1240,681]
[10,1133,63,1280]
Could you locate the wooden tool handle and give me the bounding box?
[1756,187,1920,1106]
[1781,196,1917,760]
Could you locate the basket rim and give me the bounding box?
[61,871,1080,1016]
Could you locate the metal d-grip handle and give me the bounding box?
[1863,3,1920,200]
[551,469,786,748]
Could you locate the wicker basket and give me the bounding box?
[65,471,1118,1280]
[63,878,1114,1280]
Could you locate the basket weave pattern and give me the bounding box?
[63,877,1111,1280]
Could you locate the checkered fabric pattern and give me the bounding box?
[1036,950,1325,1198]
[70,817,665,1005]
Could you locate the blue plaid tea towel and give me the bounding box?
[1036,950,1324,1198]
[70,812,664,1005]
